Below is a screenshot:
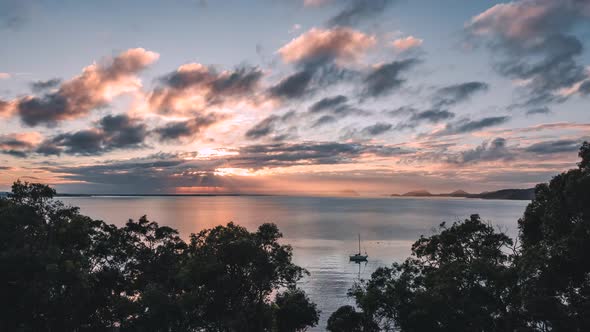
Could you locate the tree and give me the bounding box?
[274,288,320,332]
[518,141,590,330]
[334,215,522,332]
[179,222,309,331]
[326,305,365,332]
[0,181,123,331]
[0,181,318,331]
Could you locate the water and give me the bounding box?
[60,195,529,331]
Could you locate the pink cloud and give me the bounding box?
[0,73,10,79]
[148,64,264,116]
[278,27,376,65]
[8,48,159,126]
[468,0,590,43]
[392,36,423,51]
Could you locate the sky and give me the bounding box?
[0,0,589,196]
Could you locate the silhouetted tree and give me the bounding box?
[329,142,590,331]
[518,141,590,330]
[0,180,122,330]
[274,288,320,331]
[179,222,308,331]
[331,215,523,332]
[326,305,367,332]
[0,181,318,331]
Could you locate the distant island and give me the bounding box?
[392,188,535,200]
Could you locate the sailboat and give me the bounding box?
[349,234,368,262]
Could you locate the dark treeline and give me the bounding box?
[0,183,319,331]
[1,142,589,331]
[327,142,590,332]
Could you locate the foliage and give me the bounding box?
[326,305,366,332]
[517,141,590,330]
[335,215,521,332]
[274,288,320,332]
[328,142,590,331]
[0,181,318,331]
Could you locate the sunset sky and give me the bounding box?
[0,0,589,195]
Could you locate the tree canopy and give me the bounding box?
[329,142,590,332]
[0,180,319,331]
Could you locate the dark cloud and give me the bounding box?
[150,65,263,114]
[13,48,158,126]
[307,95,369,126]
[453,138,513,164]
[40,141,415,193]
[155,113,222,142]
[0,134,37,158]
[433,82,489,107]
[327,0,396,27]
[466,0,590,105]
[38,114,148,155]
[311,115,336,128]
[438,116,510,136]
[409,109,455,124]
[268,63,357,101]
[361,122,392,136]
[30,78,62,92]
[524,139,583,155]
[309,95,348,113]
[526,107,551,116]
[268,69,314,99]
[386,106,418,117]
[245,111,296,140]
[245,115,280,139]
[579,81,590,95]
[362,59,419,98]
[231,141,409,169]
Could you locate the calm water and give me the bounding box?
[61,195,529,331]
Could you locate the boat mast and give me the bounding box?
[358,234,361,255]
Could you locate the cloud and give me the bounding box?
[466,0,590,105]
[526,107,551,116]
[150,64,263,115]
[278,27,375,66]
[7,48,159,126]
[0,132,42,158]
[524,139,583,154]
[245,115,281,139]
[305,95,368,128]
[409,109,455,124]
[433,82,489,107]
[155,113,224,142]
[327,0,396,27]
[579,81,590,95]
[308,95,348,112]
[244,111,296,140]
[311,115,337,128]
[0,73,10,79]
[0,100,15,117]
[453,137,513,164]
[361,122,392,136]
[436,116,510,136]
[37,114,147,156]
[30,78,62,92]
[231,141,408,168]
[268,69,314,99]
[392,36,423,51]
[362,58,419,97]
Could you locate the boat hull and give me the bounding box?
[349,255,368,262]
